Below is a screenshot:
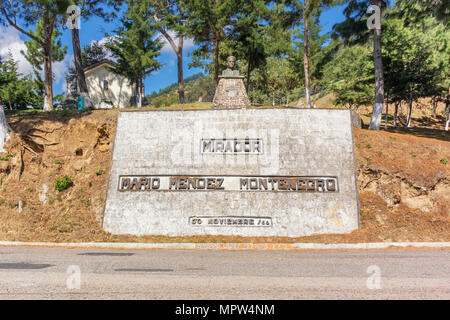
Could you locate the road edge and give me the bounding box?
[0,241,449,250]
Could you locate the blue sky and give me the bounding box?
[0,4,346,96]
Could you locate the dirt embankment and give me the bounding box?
[0,110,449,243]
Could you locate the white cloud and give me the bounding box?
[0,26,34,76]
[93,33,193,59]
[159,30,194,54]
[0,26,71,87]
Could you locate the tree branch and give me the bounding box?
[0,1,44,45]
[154,11,178,53]
[160,27,179,53]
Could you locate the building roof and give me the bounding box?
[83,59,117,74]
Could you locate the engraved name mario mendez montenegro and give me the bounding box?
[118,175,338,192]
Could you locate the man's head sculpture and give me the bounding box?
[226,56,236,69]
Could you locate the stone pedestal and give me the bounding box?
[212,75,251,109]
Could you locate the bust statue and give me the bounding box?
[222,56,240,76]
[213,54,250,108]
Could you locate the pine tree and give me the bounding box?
[321,44,374,109]
[20,18,67,98]
[66,0,122,107]
[106,0,163,107]
[290,11,337,107]
[150,0,189,104]
[0,53,42,110]
[0,0,71,111]
[382,11,448,128]
[0,55,10,149]
[230,0,269,93]
[283,0,338,108]
[185,0,239,83]
[332,0,389,129]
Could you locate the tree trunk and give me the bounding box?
[368,2,384,130]
[43,44,53,112]
[158,23,185,104]
[406,99,413,128]
[0,107,11,152]
[303,13,311,108]
[71,28,91,107]
[432,98,437,118]
[42,9,53,112]
[393,101,398,127]
[311,83,317,108]
[246,49,252,93]
[445,101,449,131]
[177,36,185,104]
[214,39,220,84]
[139,79,145,106]
[178,11,185,105]
[272,92,275,107]
[8,101,12,111]
[384,98,388,130]
[136,81,142,108]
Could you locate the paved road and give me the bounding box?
[0,247,448,299]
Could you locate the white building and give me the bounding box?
[83,60,136,108]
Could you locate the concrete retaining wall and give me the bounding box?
[102,108,359,237]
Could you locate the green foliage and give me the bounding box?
[394,0,449,27]
[440,157,448,165]
[66,40,112,85]
[54,159,61,164]
[2,0,448,124]
[147,73,215,106]
[54,175,74,192]
[332,0,389,45]
[105,0,163,106]
[95,169,103,176]
[0,54,42,109]
[155,73,205,96]
[21,19,67,74]
[321,45,374,109]
[290,13,336,89]
[0,152,12,161]
[9,2,70,110]
[383,14,448,104]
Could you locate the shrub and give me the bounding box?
[0,152,12,161]
[54,175,73,192]
[440,157,448,165]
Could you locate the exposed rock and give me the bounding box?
[39,184,48,204]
